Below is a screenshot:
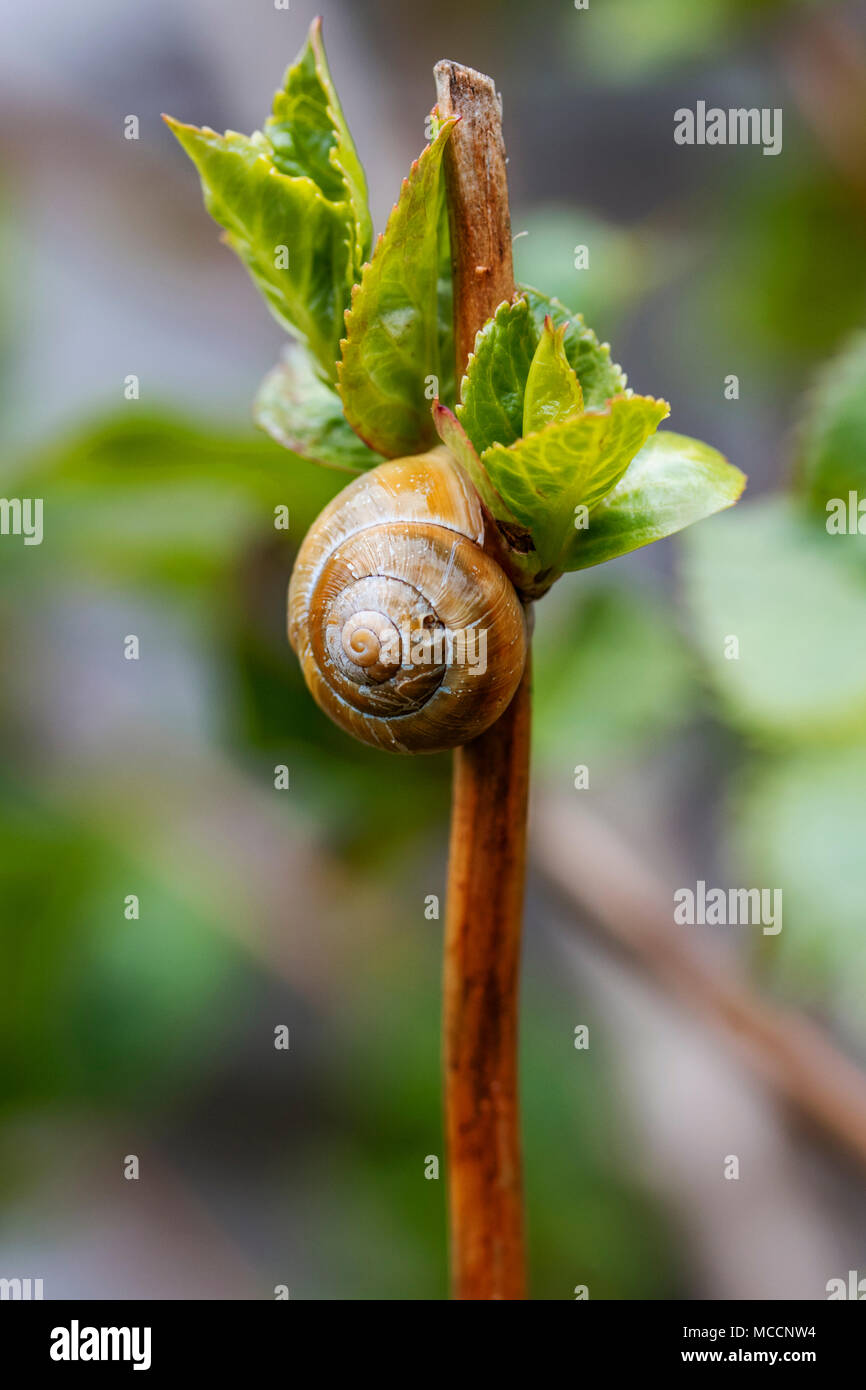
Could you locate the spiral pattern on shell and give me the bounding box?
[288,448,528,753]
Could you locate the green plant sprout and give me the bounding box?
[166,16,745,1300]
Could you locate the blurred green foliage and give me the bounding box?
[732,744,866,1015]
[799,331,866,513]
[0,778,250,1117]
[5,304,866,1283]
[682,333,866,1030]
[533,582,698,772]
[683,497,866,741]
[0,402,687,1294]
[697,170,866,378]
[512,208,670,339]
[4,0,866,1297]
[569,0,818,79]
[0,413,342,595]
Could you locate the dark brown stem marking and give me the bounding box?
[435,59,528,1302]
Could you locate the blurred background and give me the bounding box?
[1,0,866,1300]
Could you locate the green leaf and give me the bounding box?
[337,117,458,457]
[431,404,541,595]
[436,192,456,410]
[266,17,372,273]
[799,331,866,515]
[255,344,386,473]
[165,118,354,383]
[481,394,670,573]
[523,316,584,434]
[565,430,746,571]
[682,496,866,741]
[455,290,627,459]
[164,19,372,384]
[431,403,509,519]
[521,285,627,410]
[456,298,539,455]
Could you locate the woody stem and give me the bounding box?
[435,58,528,1302]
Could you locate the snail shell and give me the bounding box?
[288,447,528,753]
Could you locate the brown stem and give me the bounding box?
[434,60,515,380]
[435,59,528,1301]
[444,662,531,1300]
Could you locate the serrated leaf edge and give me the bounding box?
[336,115,459,453]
